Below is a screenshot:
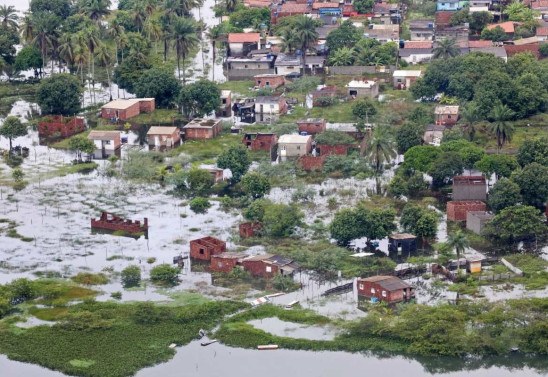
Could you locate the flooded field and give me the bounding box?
[248,317,340,340]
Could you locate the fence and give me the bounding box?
[227,69,275,80]
[327,65,396,75]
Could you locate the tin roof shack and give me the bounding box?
[101,98,155,120]
[297,118,327,135]
[242,254,299,278]
[452,175,487,201]
[388,233,417,254]
[243,132,277,152]
[38,116,85,141]
[423,124,446,146]
[346,80,379,98]
[254,74,285,89]
[146,126,181,151]
[91,212,148,239]
[278,134,312,161]
[183,118,223,140]
[311,86,338,107]
[466,211,494,235]
[234,99,256,123]
[409,19,435,41]
[255,96,288,124]
[88,131,121,159]
[435,105,459,126]
[210,252,247,273]
[228,33,261,57]
[190,236,227,261]
[447,200,487,221]
[326,122,363,140]
[467,255,485,273]
[357,276,415,304]
[393,70,422,90]
[275,54,301,76]
[239,222,262,238]
[226,55,276,80]
[216,90,232,117]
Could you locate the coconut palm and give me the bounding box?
[225,0,239,12]
[328,47,355,66]
[20,15,35,43]
[279,28,297,54]
[489,103,515,152]
[59,34,77,71]
[447,231,469,274]
[79,0,111,22]
[73,44,88,83]
[459,102,481,141]
[31,13,59,70]
[0,5,19,32]
[433,38,460,59]
[95,43,113,100]
[131,3,148,32]
[294,16,318,76]
[107,19,125,64]
[206,24,226,81]
[172,17,199,82]
[144,17,163,54]
[365,126,397,194]
[77,26,100,104]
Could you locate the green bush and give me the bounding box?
[189,197,211,214]
[121,265,141,288]
[71,273,109,285]
[149,264,180,286]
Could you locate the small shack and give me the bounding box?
[254,74,285,89]
[452,175,487,201]
[239,222,262,238]
[466,211,493,235]
[210,252,247,273]
[278,134,313,161]
[91,212,148,238]
[357,275,415,304]
[392,70,422,89]
[88,131,121,159]
[190,236,227,261]
[467,255,485,273]
[434,105,459,126]
[216,90,232,117]
[101,98,155,120]
[423,124,446,146]
[388,233,417,254]
[447,200,487,221]
[183,118,223,140]
[242,133,277,152]
[242,254,299,278]
[346,80,379,98]
[297,118,327,135]
[146,126,181,150]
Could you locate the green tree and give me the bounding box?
[516,137,548,167]
[262,203,303,237]
[172,16,198,82]
[388,175,408,198]
[326,20,361,52]
[37,74,82,115]
[217,145,251,183]
[68,135,95,161]
[512,163,548,209]
[352,98,377,123]
[485,205,546,243]
[314,130,355,146]
[14,45,43,72]
[294,15,318,75]
[404,145,441,173]
[241,172,271,199]
[400,204,439,240]
[469,11,493,34]
[149,264,179,285]
[330,206,395,245]
[243,198,267,221]
[459,102,481,141]
[433,38,459,59]
[8,278,36,304]
[474,154,518,179]
[428,152,464,188]
[488,178,522,213]
[178,80,221,117]
[396,122,424,154]
[488,103,515,152]
[480,26,508,42]
[189,197,212,214]
[328,47,355,66]
[113,54,152,93]
[440,139,485,170]
[0,116,27,151]
[511,73,548,118]
[0,5,19,31]
[447,231,469,272]
[134,67,181,108]
[540,43,548,58]
[353,0,374,13]
[30,0,72,19]
[30,12,60,69]
[504,2,536,22]
[121,265,141,288]
[78,0,111,22]
[187,168,214,196]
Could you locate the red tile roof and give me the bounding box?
[403,41,433,48]
[531,0,548,9]
[487,21,518,33]
[504,43,540,58]
[537,27,548,36]
[312,2,339,9]
[279,2,309,13]
[244,0,271,7]
[228,33,261,44]
[468,40,494,48]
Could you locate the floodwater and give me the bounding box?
[248,317,339,341]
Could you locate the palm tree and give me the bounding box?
[0,5,19,32]
[447,231,469,274]
[144,17,163,55]
[173,17,198,82]
[225,0,239,12]
[31,13,59,71]
[365,126,397,194]
[59,34,77,71]
[459,102,481,141]
[107,19,125,64]
[279,28,297,54]
[328,47,354,66]
[95,43,113,100]
[433,38,460,59]
[77,26,100,104]
[131,3,148,32]
[73,44,88,84]
[206,24,226,81]
[489,103,514,152]
[294,16,318,76]
[20,15,35,44]
[80,0,111,22]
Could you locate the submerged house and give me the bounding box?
[146,126,181,150]
[241,254,299,278]
[357,275,415,304]
[88,131,121,159]
[190,236,227,261]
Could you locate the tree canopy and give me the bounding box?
[134,67,181,108]
[37,74,82,116]
[217,145,251,183]
[178,80,221,118]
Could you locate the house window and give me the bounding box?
[199,248,205,255]
[359,284,364,290]
[296,146,301,150]
[265,81,270,86]
[104,140,111,145]
[217,262,223,267]
[222,99,227,104]
[448,115,452,119]
[382,290,387,297]
[244,64,248,68]
[257,65,261,68]
[266,266,272,272]
[397,78,402,83]
[371,288,376,294]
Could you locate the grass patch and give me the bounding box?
[218,80,255,97]
[69,359,96,368]
[129,109,184,125]
[167,133,241,162]
[160,291,211,307]
[504,254,548,290]
[39,162,98,180]
[71,272,109,285]
[28,307,69,321]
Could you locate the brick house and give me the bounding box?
[452,175,487,201]
[38,116,85,140]
[297,118,327,135]
[146,126,181,150]
[393,70,422,90]
[200,165,225,183]
[255,96,288,124]
[242,133,277,152]
[311,86,338,107]
[254,74,285,89]
[190,236,227,261]
[216,90,232,117]
[91,212,148,238]
[88,130,121,159]
[435,105,459,126]
[357,276,415,304]
[183,118,223,140]
[298,155,327,171]
[314,143,352,156]
[210,252,247,273]
[239,222,262,238]
[447,201,487,221]
[228,33,261,57]
[242,254,299,278]
[101,98,155,120]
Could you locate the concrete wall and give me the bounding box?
[453,183,487,201]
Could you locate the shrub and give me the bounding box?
[189,197,212,214]
[71,273,109,285]
[150,264,180,285]
[121,265,141,288]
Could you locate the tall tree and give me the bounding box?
[459,102,481,141]
[0,116,27,151]
[294,16,318,76]
[433,38,459,59]
[365,126,397,194]
[79,0,111,22]
[0,5,19,32]
[447,231,469,273]
[172,17,198,82]
[488,103,514,152]
[30,12,60,70]
[95,43,113,100]
[206,24,226,81]
[107,19,125,65]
